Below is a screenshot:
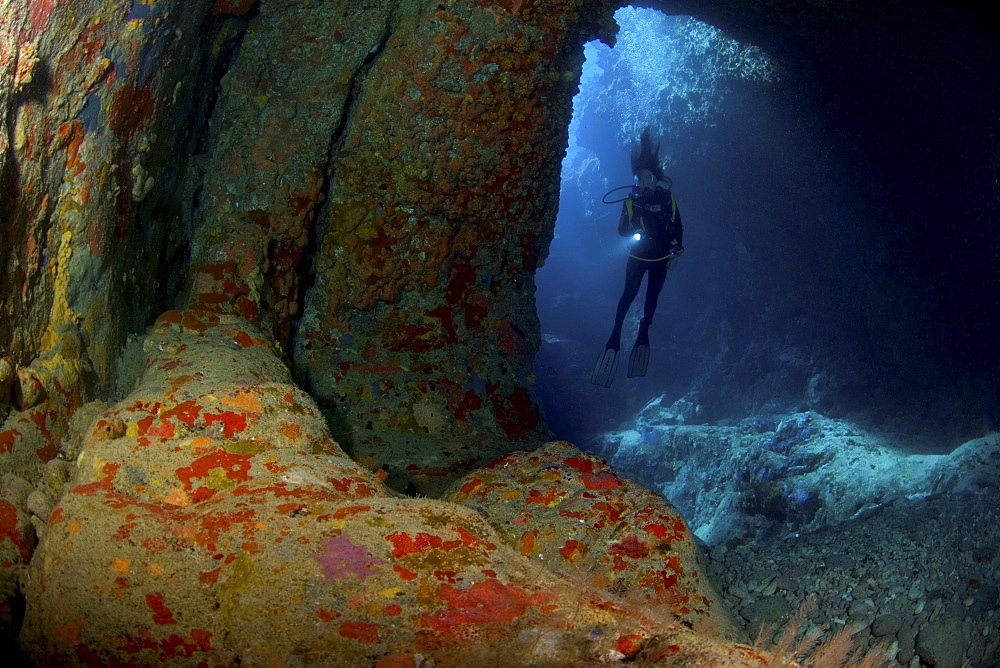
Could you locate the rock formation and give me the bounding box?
[0,0,753,662]
[1,0,994,663]
[15,309,752,663]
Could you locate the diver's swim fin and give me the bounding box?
[627,342,649,378]
[627,322,650,378]
[591,346,620,387]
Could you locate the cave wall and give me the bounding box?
[181,0,626,495]
[291,2,620,494]
[4,0,992,500]
[0,0,233,394]
[2,0,995,495]
[2,0,625,498]
[2,6,759,658]
[0,0,241,545]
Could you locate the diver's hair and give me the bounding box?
[630,127,664,181]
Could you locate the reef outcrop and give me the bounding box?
[290,0,595,495]
[18,310,754,664]
[601,406,1000,546]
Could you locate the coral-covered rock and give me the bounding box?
[444,441,747,644]
[293,1,620,496]
[187,0,395,344]
[18,310,763,664]
[0,0,223,396]
[1,475,35,642]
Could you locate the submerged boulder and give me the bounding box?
[599,408,1000,546]
[444,441,747,644]
[19,310,762,664]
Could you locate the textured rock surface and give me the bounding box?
[444,441,746,644]
[598,409,1000,545]
[18,309,761,664]
[186,0,393,343]
[292,0,618,496]
[0,0,220,389]
[2,4,241,625]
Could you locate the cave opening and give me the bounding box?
[532,6,992,453]
[536,7,795,448]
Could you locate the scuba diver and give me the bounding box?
[591,127,684,387]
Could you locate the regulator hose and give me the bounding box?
[601,177,672,204]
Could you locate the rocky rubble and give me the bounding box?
[705,491,1000,666]
[594,396,1000,665]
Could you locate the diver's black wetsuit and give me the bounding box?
[609,185,683,345]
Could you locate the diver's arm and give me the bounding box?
[671,194,683,249]
[617,198,635,237]
[668,194,683,269]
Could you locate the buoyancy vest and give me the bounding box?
[618,187,682,261]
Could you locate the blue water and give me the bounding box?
[532,9,997,451]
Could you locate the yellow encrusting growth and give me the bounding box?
[40,229,79,352]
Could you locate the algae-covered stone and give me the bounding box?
[20,310,763,664]
[916,618,966,668]
[445,441,748,644]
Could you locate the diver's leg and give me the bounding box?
[593,259,644,386]
[609,257,645,348]
[641,260,668,330]
[627,261,666,378]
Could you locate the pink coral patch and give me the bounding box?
[313,535,386,582]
